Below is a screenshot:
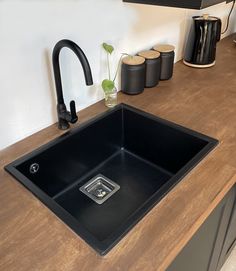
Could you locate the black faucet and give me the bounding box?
[52,39,93,130]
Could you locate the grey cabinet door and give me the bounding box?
[217,187,236,270]
[167,187,235,271]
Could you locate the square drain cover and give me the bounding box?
[79,174,120,204]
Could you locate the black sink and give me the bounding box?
[5,103,218,255]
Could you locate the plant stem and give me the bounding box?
[107,52,111,80]
[113,53,129,82]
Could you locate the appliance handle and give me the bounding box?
[216,19,222,42]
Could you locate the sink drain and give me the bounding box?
[79,174,120,205]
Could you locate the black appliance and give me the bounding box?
[184,14,222,68]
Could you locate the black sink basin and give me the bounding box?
[5,103,218,255]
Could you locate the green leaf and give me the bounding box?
[102,79,115,93]
[102,43,114,54]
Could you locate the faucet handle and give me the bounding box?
[69,100,78,124]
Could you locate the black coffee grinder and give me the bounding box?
[184,14,222,68]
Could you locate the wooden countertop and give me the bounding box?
[1,35,236,271]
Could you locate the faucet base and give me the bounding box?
[58,119,70,130]
[57,103,70,130]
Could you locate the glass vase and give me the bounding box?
[104,87,117,108]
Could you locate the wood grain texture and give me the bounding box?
[122,56,145,65]
[138,50,160,59]
[0,35,236,271]
[153,44,175,53]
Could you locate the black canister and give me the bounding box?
[153,44,175,80]
[138,50,161,88]
[121,56,146,95]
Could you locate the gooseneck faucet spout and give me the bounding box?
[52,39,93,130]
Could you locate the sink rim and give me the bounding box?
[5,103,218,167]
[4,103,219,255]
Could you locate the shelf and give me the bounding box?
[123,0,230,10]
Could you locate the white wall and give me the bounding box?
[0,0,235,150]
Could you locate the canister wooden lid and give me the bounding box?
[153,44,175,53]
[138,50,160,59]
[122,55,145,65]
